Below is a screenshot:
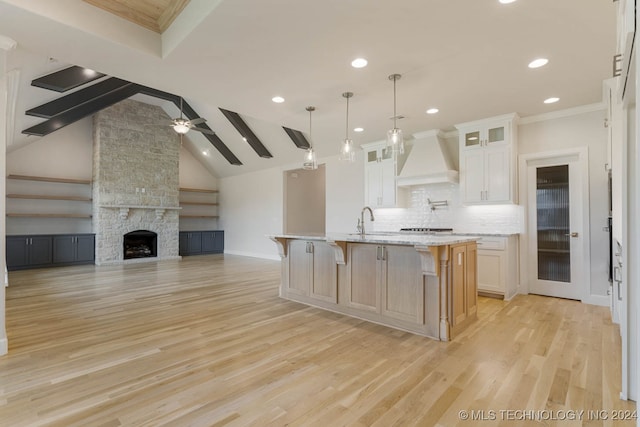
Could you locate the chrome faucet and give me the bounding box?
[358,206,375,236]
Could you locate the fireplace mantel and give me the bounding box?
[99,205,181,220]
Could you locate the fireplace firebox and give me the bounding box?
[123,230,157,259]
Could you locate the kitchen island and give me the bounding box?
[269,233,479,341]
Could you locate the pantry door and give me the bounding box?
[523,149,590,301]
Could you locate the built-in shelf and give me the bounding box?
[179,187,218,193]
[6,175,93,231]
[7,213,92,218]
[7,174,92,185]
[179,187,219,223]
[7,194,92,202]
[178,201,218,206]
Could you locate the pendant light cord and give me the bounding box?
[393,77,397,129]
[345,95,350,139]
[309,109,313,148]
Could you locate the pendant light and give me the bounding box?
[339,92,355,162]
[386,73,404,154]
[303,106,318,170]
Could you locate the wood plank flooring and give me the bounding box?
[0,255,636,426]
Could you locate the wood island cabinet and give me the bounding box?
[450,242,477,332]
[344,243,423,324]
[271,235,479,341]
[286,240,337,303]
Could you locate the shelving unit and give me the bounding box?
[178,187,219,222]
[6,174,93,234]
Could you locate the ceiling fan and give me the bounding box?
[166,97,215,135]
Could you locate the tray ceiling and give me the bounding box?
[82,0,190,33]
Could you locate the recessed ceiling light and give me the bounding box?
[544,97,560,104]
[499,0,516,3]
[528,58,549,68]
[354,127,364,132]
[351,58,368,68]
[272,96,285,103]
[426,108,439,114]
[202,150,209,156]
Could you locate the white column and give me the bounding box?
[0,34,16,356]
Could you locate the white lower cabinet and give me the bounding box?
[476,235,519,299]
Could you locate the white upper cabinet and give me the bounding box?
[456,113,518,204]
[362,141,404,208]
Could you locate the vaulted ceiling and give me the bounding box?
[0,0,616,178]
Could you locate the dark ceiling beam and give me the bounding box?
[26,77,131,119]
[31,65,106,92]
[138,86,243,166]
[22,82,141,137]
[219,108,272,158]
[282,126,310,149]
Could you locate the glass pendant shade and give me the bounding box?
[339,92,356,163]
[386,127,404,154]
[303,147,317,170]
[302,106,318,170]
[386,74,404,154]
[339,138,355,162]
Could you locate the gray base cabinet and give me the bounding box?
[6,236,52,270]
[52,235,95,265]
[180,230,224,256]
[7,234,95,271]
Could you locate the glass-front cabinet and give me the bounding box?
[456,113,518,204]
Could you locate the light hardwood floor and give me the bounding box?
[1,255,636,426]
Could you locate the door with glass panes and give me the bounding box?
[525,153,586,300]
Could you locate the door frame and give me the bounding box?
[518,147,591,302]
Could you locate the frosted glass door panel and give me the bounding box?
[536,165,570,282]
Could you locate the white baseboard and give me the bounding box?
[585,294,610,307]
[0,337,7,356]
[224,250,280,261]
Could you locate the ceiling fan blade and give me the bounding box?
[191,127,216,135]
[189,118,206,125]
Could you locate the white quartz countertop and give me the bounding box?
[268,233,479,247]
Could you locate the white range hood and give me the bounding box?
[396,129,459,187]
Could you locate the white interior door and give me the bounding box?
[525,152,588,300]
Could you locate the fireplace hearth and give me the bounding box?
[123,230,157,259]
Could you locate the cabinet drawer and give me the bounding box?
[477,237,506,250]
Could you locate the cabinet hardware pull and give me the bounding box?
[617,280,622,301]
[376,246,381,261]
[564,232,579,238]
[613,53,623,77]
[381,246,386,261]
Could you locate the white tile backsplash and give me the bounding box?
[371,183,523,234]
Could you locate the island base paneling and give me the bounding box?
[272,235,478,341]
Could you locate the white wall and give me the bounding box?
[220,166,284,260]
[518,108,610,300]
[284,165,325,235]
[179,146,218,189]
[326,152,365,233]
[7,117,93,178]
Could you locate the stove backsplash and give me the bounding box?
[371,183,523,234]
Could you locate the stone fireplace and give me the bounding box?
[92,99,181,265]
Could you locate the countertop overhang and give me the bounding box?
[268,232,480,247]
